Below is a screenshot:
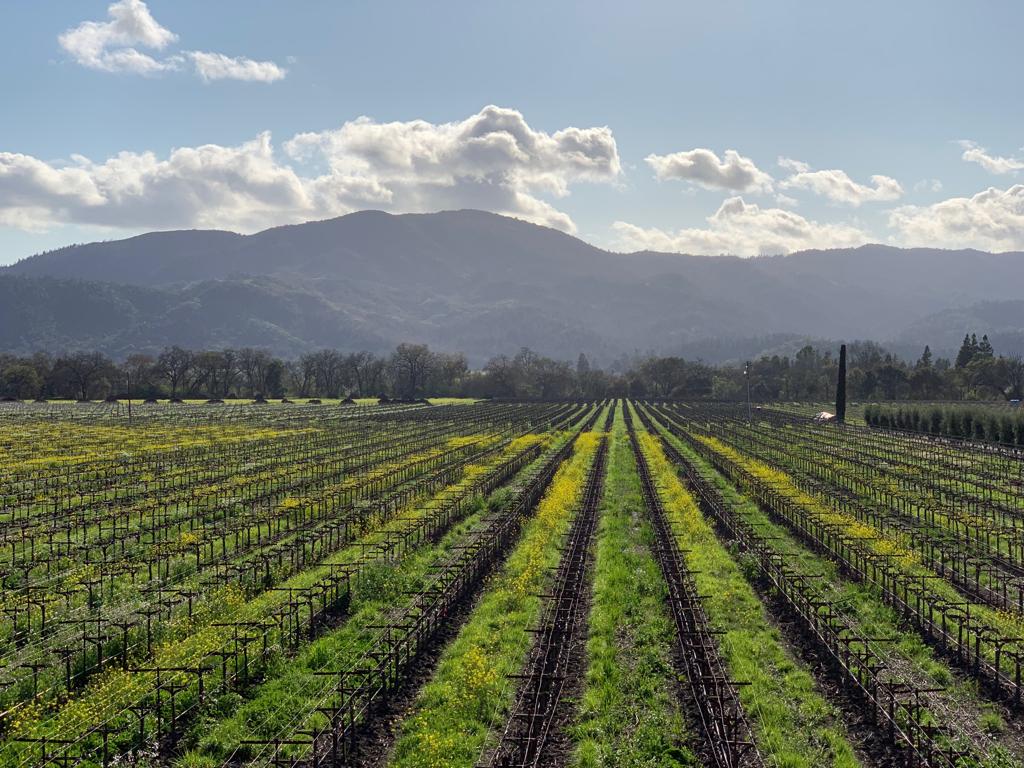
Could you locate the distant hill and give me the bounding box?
[4,209,1024,363]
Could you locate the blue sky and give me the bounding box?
[1,0,1022,263]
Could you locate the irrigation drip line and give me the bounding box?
[484,402,614,768]
[655,403,1024,710]
[624,406,764,768]
[278,406,606,768]
[5,403,585,768]
[641,404,975,768]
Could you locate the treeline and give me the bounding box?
[865,404,1024,446]
[0,332,1022,402]
[734,335,1023,402]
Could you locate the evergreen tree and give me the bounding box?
[978,334,994,358]
[955,334,975,368]
[835,344,847,423]
[916,345,933,370]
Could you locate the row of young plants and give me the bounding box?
[663,406,1024,705]
[696,402,1023,501]
[645,404,1024,767]
[386,428,607,768]
[865,403,1024,447]
[568,410,696,767]
[171,433,555,767]
[273,404,602,765]
[633,411,861,768]
[765,408,1024,506]
[695,414,1024,605]
[0,407,576,767]
[676,406,1024,588]
[0,404,565,667]
[0,426,512,716]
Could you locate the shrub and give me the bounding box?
[866,403,1024,447]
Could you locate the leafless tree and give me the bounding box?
[58,351,112,400]
[239,348,272,396]
[155,346,194,398]
[343,351,377,396]
[390,343,435,399]
[484,354,518,397]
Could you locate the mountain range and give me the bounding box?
[3,209,1023,364]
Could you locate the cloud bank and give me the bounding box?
[889,185,1024,251]
[613,197,870,256]
[0,106,619,234]
[59,0,285,82]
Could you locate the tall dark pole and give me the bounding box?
[127,371,133,425]
[835,344,847,423]
[744,361,752,421]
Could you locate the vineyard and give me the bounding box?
[2,398,1024,768]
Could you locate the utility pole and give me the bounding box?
[126,371,133,425]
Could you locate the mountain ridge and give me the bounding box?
[4,209,1024,363]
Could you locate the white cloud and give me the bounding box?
[0,107,620,235]
[959,140,1024,175]
[59,0,285,82]
[612,197,870,256]
[777,156,810,174]
[188,52,286,83]
[58,0,178,74]
[780,163,902,206]
[1,134,324,232]
[645,148,772,194]
[285,105,621,232]
[889,185,1024,252]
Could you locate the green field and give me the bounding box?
[1,399,1022,768]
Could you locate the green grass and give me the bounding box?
[638,425,861,768]
[174,497,494,766]
[387,431,603,768]
[648,413,1024,767]
[570,411,696,767]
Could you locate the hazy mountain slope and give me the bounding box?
[4,209,1024,362]
[896,300,1024,357]
[0,275,386,358]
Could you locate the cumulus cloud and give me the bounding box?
[58,0,178,74]
[0,106,620,234]
[645,148,772,194]
[59,0,285,82]
[959,141,1024,175]
[285,105,621,232]
[780,161,902,206]
[889,185,1024,252]
[1,134,334,232]
[612,197,870,256]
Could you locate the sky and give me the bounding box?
[1,0,1023,264]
